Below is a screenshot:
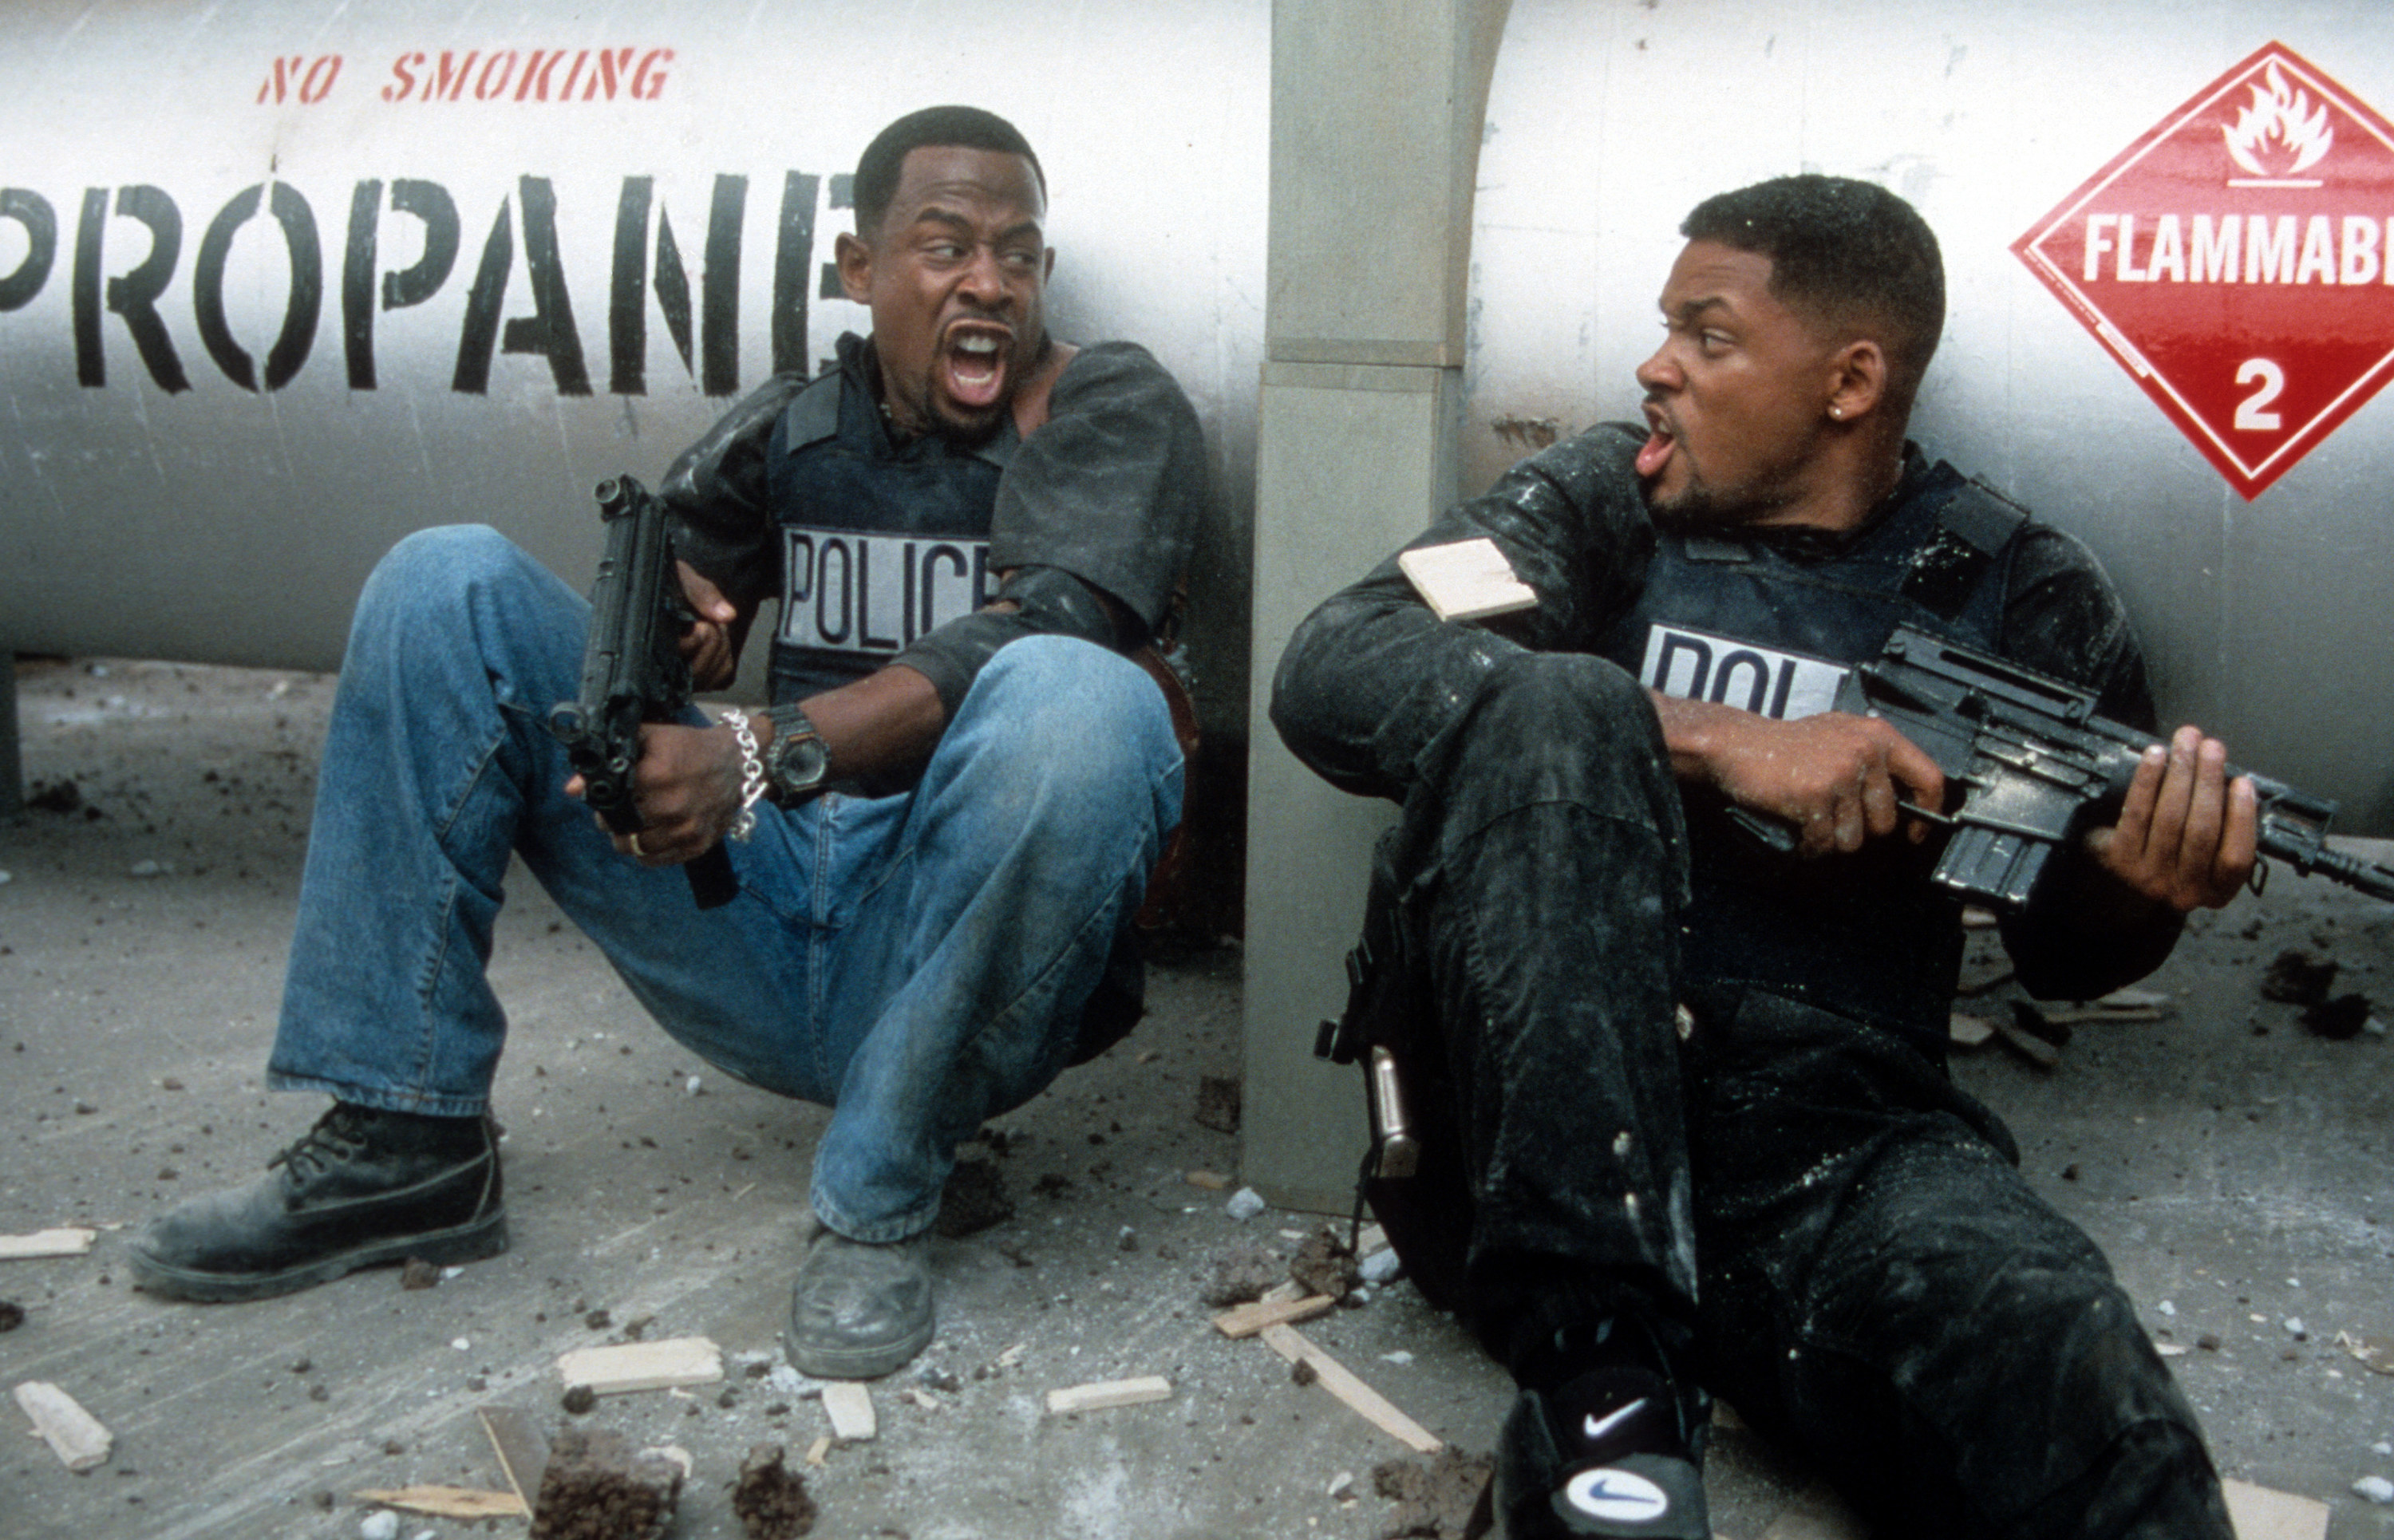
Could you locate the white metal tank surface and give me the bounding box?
[0,0,1265,729]
[1468,0,2394,829]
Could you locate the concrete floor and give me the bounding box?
[4,654,2394,1540]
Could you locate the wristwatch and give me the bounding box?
[761,705,831,804]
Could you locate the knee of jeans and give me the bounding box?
[358,525,533,625]
[966,637,1179,815]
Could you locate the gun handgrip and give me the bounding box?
[685,845,738,910]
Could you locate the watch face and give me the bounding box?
[770,730,829,796]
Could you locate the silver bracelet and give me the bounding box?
[717,707,767,843]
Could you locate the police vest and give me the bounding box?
[1597,461,2030,1045]
[764,361,1017,703]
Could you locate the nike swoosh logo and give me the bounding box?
[1582,1397,1645,1443]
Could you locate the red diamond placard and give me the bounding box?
[2013,42,2394,500]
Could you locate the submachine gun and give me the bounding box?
[546,474,738,910]
[1768,624,2394,913]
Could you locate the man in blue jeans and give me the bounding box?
[128,105,1206,1381]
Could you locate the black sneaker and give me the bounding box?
[1497,1365,1709,1538]
[127,1104,507,1302]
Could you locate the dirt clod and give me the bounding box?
[1290,1226,1360,1302]
[26,779,82,814]
[1194,1076,1242,1135]
[0,1301,23,1333]
[935,1157,1014,1238]
[530,1428,683,1540]
[2301,991,2373,1040]
[2262,949,2338,1006]
[399,1258,440,1290]
[561,1384,597,1416]
[732,1443,818,1539]
[1201,1241,1283,1308]
[1372,1447,1495,1539]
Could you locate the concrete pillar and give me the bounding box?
[1242,0,1509,1212]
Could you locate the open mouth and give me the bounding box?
[1635,403,1677,479]
[941,323,1013,413]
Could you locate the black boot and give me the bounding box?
[128,1103,506,1302]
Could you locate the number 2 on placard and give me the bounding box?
[2234,358,2285,431]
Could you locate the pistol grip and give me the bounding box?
[685,845,738,910]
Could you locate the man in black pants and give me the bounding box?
[1271,176,2254,1538]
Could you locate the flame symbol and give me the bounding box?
[2223,60,2333,176]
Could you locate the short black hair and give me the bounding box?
[1681,174,1945,404]
[853,105,1045,239]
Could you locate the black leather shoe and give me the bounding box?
[127,1103,507,1302]
[1497,1365,1709,1538]
[784,1223,934,1380]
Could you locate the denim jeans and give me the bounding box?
[268,526,1181,1243]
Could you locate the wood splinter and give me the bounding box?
[1259,1325,1441,1455]
[13,1380,112,1472]
[1045,1375,1173,1416]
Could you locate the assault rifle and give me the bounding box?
[547,474,738,910]
[1735,625,2394,912]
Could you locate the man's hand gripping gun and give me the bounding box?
[546,474,738,910]
[1744,625,2394,912]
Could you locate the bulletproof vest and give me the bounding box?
[1597,459,2029,1046]
[764,340,1017,702]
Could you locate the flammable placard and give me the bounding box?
[2014,42,2394,499]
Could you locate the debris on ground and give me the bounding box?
[1371,1446,1495,1539]
[1202,1240,1285,1307]
[2262,949,2338,1006]
[2337,1332,2394,1375]
[731,1443,817,1540]
[935,1156,1014,1238]
[1949,1012,1998,1048]
[2354,1475,2394,1505]
[2221,1478,2329,1539]
[1225,1186,1267,1220]
[1993,1007,2063,1068]
[12,1380,113,1472]
[0,1227,97,1260]
[350,1487,525,1519]
[821,1382,875,1443]
[2301,992,2373,1040]
[399,1257,441,1290]
[1195,1075,1242,1134]
[1045,1376,1173,1415]
[527,1429,685,1540]
[555,1337,723,1397]
[1261,1325,1440,1455]
[26,777,83,814]
[1290,1226,1361,1302]
[1184,1169,1231,1191]
[1213,1293,1337,1339]
[478,1405,551,1510]
[2008,1001,2074,1049]
[0,1301,24,1332]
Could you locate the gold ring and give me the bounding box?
[627,831,647,857]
